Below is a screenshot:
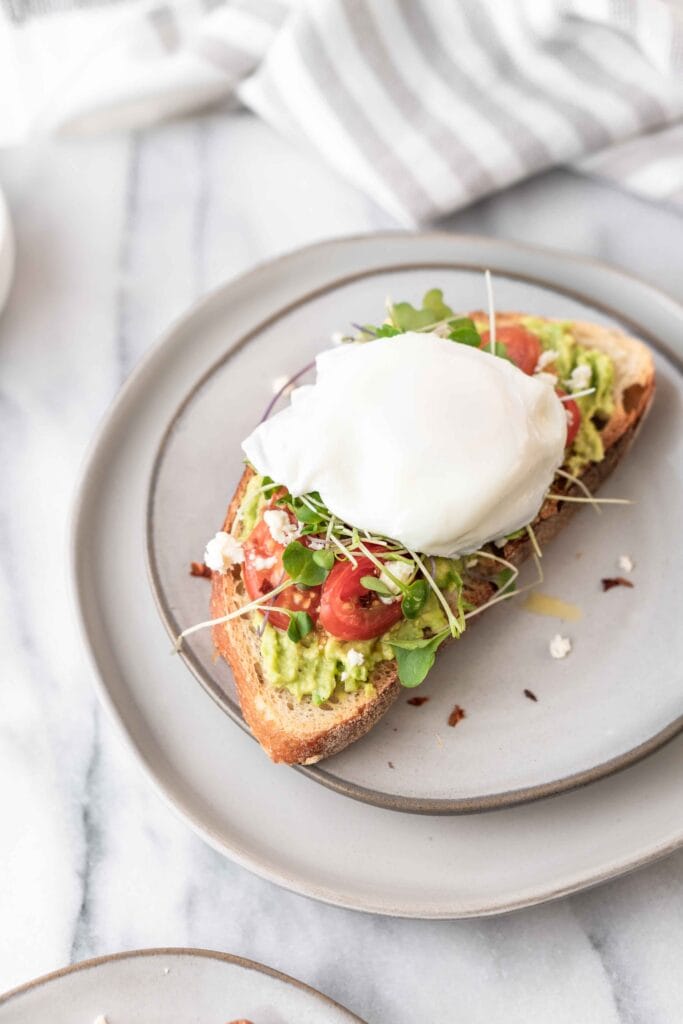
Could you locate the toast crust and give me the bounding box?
[210,316,655,764]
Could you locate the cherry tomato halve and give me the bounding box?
[242,515,321,631]
[480,325,542,375]
[319,554,403,641]
[556,388,581,448]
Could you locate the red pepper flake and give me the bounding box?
[524,688,538,702]
[406,696,430,706]
[601,576,634,592]
[190,561,212,579]
[447,704,466,728]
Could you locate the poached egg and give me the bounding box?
[242,332,567,556]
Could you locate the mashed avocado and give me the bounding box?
[258,590,452,705]
[522,318,614,474]
[235,472,264,539]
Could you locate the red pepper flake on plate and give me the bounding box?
[406,696,430,706]
[447,704,466,727]
[601,576,634,591]
[524,688,538,702]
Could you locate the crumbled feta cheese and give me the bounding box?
[618,554,634,573]
[204,531,244,573]
[252,554,277,571]
[263,509,299,545]
[535,349,557,373]
[566,363,592,392]
[566,408,575,426]
[549,634,572,659]
[379,560,414,595]
[331,331,346,346]
[347,648,365,668]
[340,671,348,682]
[535,371,558,387]
[93,1016,109,1024]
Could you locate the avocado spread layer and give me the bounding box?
[522,318,615,474]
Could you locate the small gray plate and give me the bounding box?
[0,948,365,1023]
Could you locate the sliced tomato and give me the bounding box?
[556,388,581,448]
[480,325,541,375]
[242,515,321,631]
[319,553,403,641]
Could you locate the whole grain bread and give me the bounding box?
[210,316,655,764]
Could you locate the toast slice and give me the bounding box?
[210,316,655,764]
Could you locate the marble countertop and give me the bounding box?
[1,110,682,1024]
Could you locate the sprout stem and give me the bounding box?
[174,579,292,651]
[485,269,496,355]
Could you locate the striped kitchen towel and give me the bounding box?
[2,0,682,222]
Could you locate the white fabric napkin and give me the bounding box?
[2,0,682,223]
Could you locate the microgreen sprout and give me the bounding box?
[409,548,462,638]
[559,388,595,402]
[173,577,293,651]
[545,494,633,506]
[555,467,602,514]
[526,522,543,560]
[485,269,496,355]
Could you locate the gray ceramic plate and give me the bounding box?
[146,234,683,813]
[0,948,365,1023]
[72,233,683,917]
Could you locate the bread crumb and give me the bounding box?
[524,688,538,702]
[388,761,395,769]
[618,554,634,573]
[189,561,212,579]
[447,705,466,727]
[406,696,429,706]
[549,634,572,659]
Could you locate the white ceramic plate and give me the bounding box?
[0,948,365,1023]
[72,234,683,917]
[146,238,683,813]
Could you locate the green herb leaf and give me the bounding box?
[292,501,325,525]
[360,575,393,596]
[282,541,329,586]
[390,632,447,688]
[312,549,335,570]
[287,610,313,643]
[401,579,429,619]
[448,317,483,347]
[494,568,516,594]
[374,324,401,338]
[482,340,511,361]
[391,288,455,331]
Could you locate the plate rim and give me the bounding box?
[144,240,683,814]
[0,947,366,1021]
[70,231,683,918]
